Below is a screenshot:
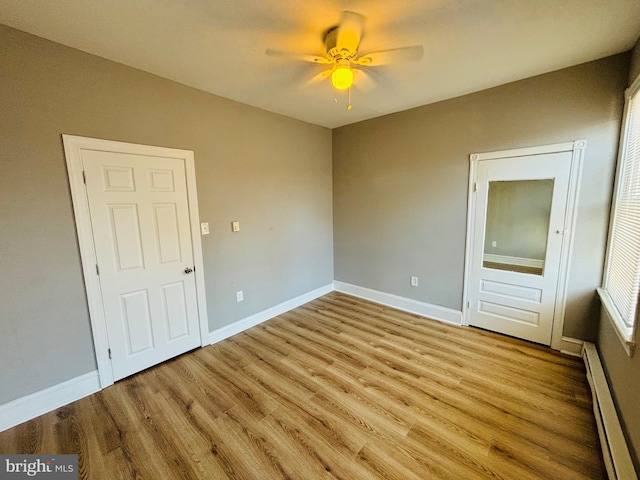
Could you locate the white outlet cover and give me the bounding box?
[201,222,210,235]
[232,221,240,232]
[236,290,243,302]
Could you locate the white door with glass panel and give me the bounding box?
[83,151,201,380]
[468,152,572,345]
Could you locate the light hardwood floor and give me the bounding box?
[0,292,605,479]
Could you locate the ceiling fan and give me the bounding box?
[266,11,423,109]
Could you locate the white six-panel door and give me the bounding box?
[83,150,201,381]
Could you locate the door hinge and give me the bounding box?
[108,348,112,359]
[473,182,477,192]
[82,171,86,184]
[96,264,100,275]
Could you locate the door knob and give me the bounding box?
[184,267,193,274]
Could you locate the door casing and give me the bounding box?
[63,135,209,388]
[462,140,586,351]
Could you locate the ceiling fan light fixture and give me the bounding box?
[266,10,423,102]
[331,63,354,90]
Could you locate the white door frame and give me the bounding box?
[63,135,209,388]
[462,140,586,351]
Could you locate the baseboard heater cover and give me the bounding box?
[582,342,637,480]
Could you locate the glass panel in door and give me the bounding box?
[482,179,554,276]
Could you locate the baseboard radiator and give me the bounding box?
[582,343,637,480]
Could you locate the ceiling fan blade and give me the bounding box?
[353,45,423,66]
[336,11,364,54]
[266,48,332,65]
[307,69,332,86]
[353,68,376,92]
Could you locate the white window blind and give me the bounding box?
[604,83,640,335]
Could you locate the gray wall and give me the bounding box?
[333,54,629,341]
[598,310,640,472]
[597,35,640,473]
[629,36,640,85]
[0,25,333,405]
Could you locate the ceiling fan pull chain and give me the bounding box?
[347,86,352,110]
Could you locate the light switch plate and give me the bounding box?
[232,221,240,232]
[201,222,210,235]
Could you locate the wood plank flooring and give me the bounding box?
[0,292,605,479]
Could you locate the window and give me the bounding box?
[600,74,640,355]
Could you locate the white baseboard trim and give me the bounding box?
[560,336,584,357]
[583,343,637,480]
[209,283,335,344]
[334,281,462,326]
[0,370,101,433]
[483,254,544,268]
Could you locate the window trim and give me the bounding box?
[598,288,635,356]
[600,73,640,357]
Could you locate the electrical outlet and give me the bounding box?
[492,241,497,247]
[201,222,209,235]
[411,276,419,287]
[232,221,240,232]
[236,290,243,302]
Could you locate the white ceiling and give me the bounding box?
[1,0,639,128]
